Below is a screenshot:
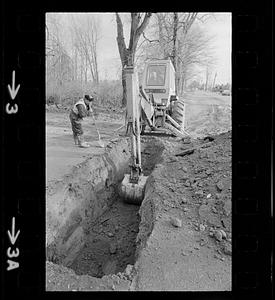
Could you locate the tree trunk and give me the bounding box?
[212,72,217,90]
[74,47,77,81]
[94,46,99,83]
[80,54,83,83]
[115,13,152,106]
[85,55,87,83]
[121,68,127,106]
[205,67,209,91]
[171,13,178,69]
[172,13,179,94]
[120,50,132,106]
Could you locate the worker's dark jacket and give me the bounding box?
[69,99,90,136]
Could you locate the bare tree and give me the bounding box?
[46,13,104,106]
[46,14,74,92]
[69,24,79,82]
[135,13,215,94]
[115,12,152,106]
[177,24,215,92]
[154,13,198,93]
[71,15,100,84]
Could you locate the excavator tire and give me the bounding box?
[171,98,185,131]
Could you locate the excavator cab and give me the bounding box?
[141,59,185,133]
[142,59,177,108]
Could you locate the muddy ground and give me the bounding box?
[46,91,232,291]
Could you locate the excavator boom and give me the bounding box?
[119,66,148,204]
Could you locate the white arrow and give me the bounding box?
[7,217,20,245]
[7,71,20,100]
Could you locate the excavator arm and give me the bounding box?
[124,66,143,181]
[120,66,148,204]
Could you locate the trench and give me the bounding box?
[68,195,139,277]
[46,137,164,279]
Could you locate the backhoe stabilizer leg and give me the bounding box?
[164,122,190,138]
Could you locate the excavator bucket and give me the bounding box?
[120,174,148,205]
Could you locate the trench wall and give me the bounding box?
[46,138,131,266]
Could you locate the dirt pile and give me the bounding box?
[160,131,232,256]
[130,131,232,290]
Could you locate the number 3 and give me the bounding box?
[7,247,19,258]
[6,103,18,114]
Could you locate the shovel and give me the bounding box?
[91,113,104,148]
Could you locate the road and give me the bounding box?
[46,111,124,183]
[183,91,231,138]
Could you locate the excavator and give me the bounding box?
[120,59,189,205]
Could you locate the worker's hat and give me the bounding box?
[84,94,94,101]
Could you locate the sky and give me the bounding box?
[203,13,232,84]
[50,12,231,85]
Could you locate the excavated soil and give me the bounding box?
[130,132,232,291]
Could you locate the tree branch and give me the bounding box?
[136,12,152,37]
[115,13,128,65]
[196,13,216,23]
[129,13,140,51]
[142,32,159,43]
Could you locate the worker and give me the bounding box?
[69,94,94,148]
[148,70,157,85]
